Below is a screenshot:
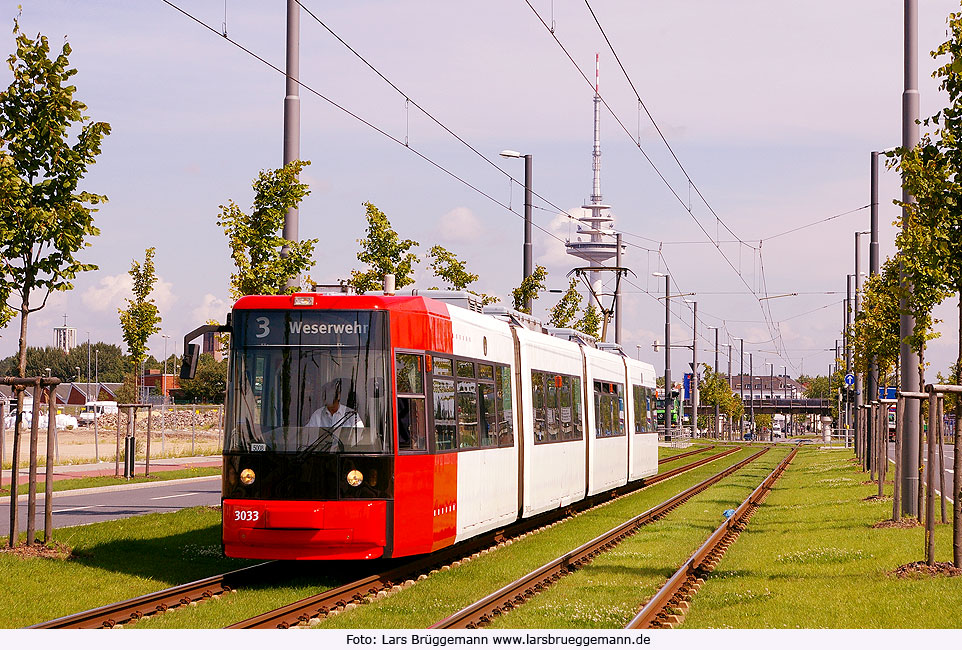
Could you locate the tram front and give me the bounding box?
[218,300,393,560]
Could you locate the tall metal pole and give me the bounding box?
[768,362,774,441]
[846,275,854,431]
[712,327,720,437]
[523,154,533,312]
[615,233,622,344]
[664,275,671,441]
[282,0,301,283]
[726,343,733,439]
[689,301,699,436]
[868,152,881,470]
[855,231,869,466]
[900,0,921,517]
[737,338,745,438]
[749,353,755,436]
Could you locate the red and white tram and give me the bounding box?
[182,291,658,561]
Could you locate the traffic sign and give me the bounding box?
[844,373,855,387]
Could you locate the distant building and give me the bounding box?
[729,374,805,400]
[203,331,224,362]
[53,324,77,353]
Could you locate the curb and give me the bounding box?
[0,474,221,505]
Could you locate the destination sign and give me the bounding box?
[236,310,386,348]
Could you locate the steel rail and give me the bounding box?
[430,446,771,629]
[658,445,715,464]
[33,447,744,630]
[625,444,800,629]
[228,447,743,629]
[28,562,277,629]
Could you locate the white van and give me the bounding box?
[79,401,118,424]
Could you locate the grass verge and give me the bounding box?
[680,446,962,628]
[0,505,254,628]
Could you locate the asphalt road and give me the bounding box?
[887,442,956,503]
[0,476,222,537]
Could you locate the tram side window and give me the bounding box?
[396,353,427,451]
[497,366,514,447]
[457,380,479,448]
[594,381,625,438]
[433,378,457,450]
[559,375,573,440]
[531,371,546,442]
[546,376,560,441]
[479,383,498,447]
[572,377,583,440]
[633,385,646,433]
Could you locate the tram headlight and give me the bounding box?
[240,468,256,485]
[346,469,364,487]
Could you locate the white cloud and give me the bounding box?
[82,273,176,315]
[438,207,482,243]
[82,274,132,312]
[191,294,230,325]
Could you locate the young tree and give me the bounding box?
[118,248,162,398]
[0,20,110,377]
[348,202,419,293]
[177,354,228,403]
[890,10,962,566]
[548,278,583,328]
[574,303,602,339]
[218,160,317,298]
[427,245,478,290]
[511,265,547,315]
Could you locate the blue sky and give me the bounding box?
[1,0,959,381]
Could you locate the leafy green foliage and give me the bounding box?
[0,19,110,374]
[177,353,227,403]
[849,257,902,379]
[548,278,582,328]
[427,245,478,290]
[348,202,419,293]
[511,265,547,314]
[0,342,123,382]
[218,160,317,298]
[118,247,161,372]
[574,303,601,339]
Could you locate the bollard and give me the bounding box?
[124,435,135,479]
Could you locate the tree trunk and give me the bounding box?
[7,297,30,547]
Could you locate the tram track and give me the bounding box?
[625,444,800,629]
[428,446,772,629]
[28,446,741,630]
[27,562,278,629]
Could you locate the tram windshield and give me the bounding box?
[225,309,392,454]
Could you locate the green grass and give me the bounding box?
[0,506,254,628]
[680,447,962,628]
[0,466,222,498]
[485,449,788,628]
[315,446,769,629]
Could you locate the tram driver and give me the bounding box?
[306,378,365,451]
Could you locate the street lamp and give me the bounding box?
[500,149,533,312]
[653,272,671,441]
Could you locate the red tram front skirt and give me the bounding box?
[223,499,387,560]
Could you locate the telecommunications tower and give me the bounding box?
[565,54,621,311]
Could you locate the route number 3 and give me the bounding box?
[254,317,270,338]
[234,510,259,522]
